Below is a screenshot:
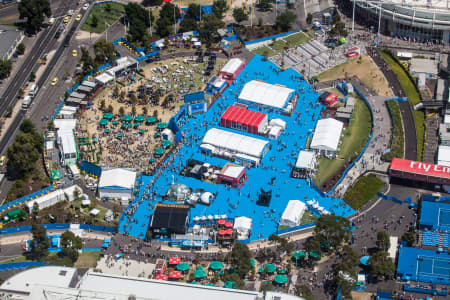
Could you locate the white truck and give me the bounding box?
[22,95,31,108]
[28,83,38,97]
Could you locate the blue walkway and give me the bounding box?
[119,54,355,240]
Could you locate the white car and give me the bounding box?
[67,9,74,16]
[83,3,90,10]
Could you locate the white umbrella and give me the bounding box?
[207,215,214,220]
[193,216,200,222]
[214,215,221,220]
[221,214,227,219]
[201,216,207,221]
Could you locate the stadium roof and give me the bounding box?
[201,128,269,159]
[389,158,450,180]
[99,168,136,190]
[221,105,267,128]
[310,118,343,152]
[419,200,450,231]
[238,80,295,109]
[220,58,244,75]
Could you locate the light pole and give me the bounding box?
[174,4,177,34]
[352,0,356,32]
[149,8,152,37]
[378,3,382,36]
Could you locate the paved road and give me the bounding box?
[368,47,418,161]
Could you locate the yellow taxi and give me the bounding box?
[0,155,6,166]
[76,14,82,21]
[72,49,77,57]
[51,77,58,86]
[63,16,70,23]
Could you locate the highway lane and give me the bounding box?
[0,0,71,23]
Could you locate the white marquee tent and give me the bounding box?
[310,118,343,157]
[295,151,316,170]
[220,58,244,75]
[234,216,252,240]
[201,128,269,164]
[98,168,137,200]
[280,200,307,228]
[238,80,295,109]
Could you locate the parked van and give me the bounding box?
[29,83,38,97]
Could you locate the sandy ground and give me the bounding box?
[317,55,394,97]
[351,291,374,300]
[96,255,155,277]
[79,56,225,171]
[0,231,110,245]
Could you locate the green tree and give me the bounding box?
[119,107,125,116]
[0,59,12,79]
[184,3,201,20]
[93,38,117,65]
[142,0,162,6]
[275,11,296,32]
[233,7,248,25]
[376,231,390,252]
[401,226,416,247]
[180,18,198,32]
[227,242,252,277]
[26,224,50,261]
[16,43,25,55]
[314,215,351,251]
[339,245,359,267]
[212,0,228,19]
[60,231,82,263]
[29,71,36,82]
[156,16,173,37]
[142,106,148,115]
[32,202,39,219]
[199,13,224,42]
[296,284,313,300]
[368,251,395,281]
[306,13,313,25]
[304,238,321,255]
[18,0,51,33]
[92,14,99,28]
[80,47,96,76]
[331,262,357,298]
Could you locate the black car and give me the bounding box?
[195,49,203,56]
[204,49,212,56]
[196,56,204,63]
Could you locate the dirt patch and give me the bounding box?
[317,55,394,97]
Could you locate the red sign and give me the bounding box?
[389,158,450,179]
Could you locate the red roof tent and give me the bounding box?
[390,158,450,180]
[325,94,338,107]
[220,105,267,134]
[169,257,181,265]
[155,274,168,280]
[169,270,182,279]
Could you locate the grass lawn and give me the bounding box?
[344,174,385,209]
[0,256,31,264]
[252,46,276,57]
[313,97,372,187]
[81,2,125,34]
[379,49,424,161]
[74,251,101,268]
[283,32,312,48]
[382,100,404,162]
[301,212,318,225]
[252,32,311,58]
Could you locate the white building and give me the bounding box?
[58,131,78,166]
[438,145,450,166]
[0,266,306,300]
[98,168,137,200]
[310,118,344,158]
[295,151,316,171]
[234,216,252,240]
[238,80,296,113]
[200,128,270,167]
[279,200,307,228]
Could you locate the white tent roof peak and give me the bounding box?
[310,118,344,152]
[238,80,294,109]
[99,168,137,190]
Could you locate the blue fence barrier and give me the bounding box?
[0,185,56,213]
[377,192,403,204]
[0,262,45,271]
[422,194,437,202]
[244,30,300,46]
[79,224,117,232]
[404,283,448,296]
[78,160,102,178]
[277,222,315,235]
[82,248,102,252]
[326,83,374,194]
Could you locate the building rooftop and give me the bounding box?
[0,25,21,59]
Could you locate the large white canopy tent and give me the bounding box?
[220,58,244,75]
[234,216,252,240]
[310,118,343,156]
[98,168,137,200]
[201,128,269,165]
[295,151,316,170]
[280,200,307,228]
[238,80,295,109]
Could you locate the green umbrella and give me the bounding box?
[194,268,206,279]
[117,132,124,138]
[133,122,139,127]
[264,264,276,273]
[209,261,224,270]
[309,251,322,259]
[278,269,287,274]
[121,123,128,129]
[122,115,132,122]
[205,283,215,287]
[139,129,145,134]
[157,122,167,129]
[293,251,306,260]
[103,112,114,119]
[176,262,190,272]
[146,116,157,124]
[112,120,119,125]
[154,148,164,155]
[218,270,224,276]
[148,157,155,163]
[154,132,161,137]
[162,140,172,147]
[224,281,236,289]
[99,119,109,126]
[258,268,265,273]
[104,129,110,133]
[273,274,288,284]
[191,281,198,285]
[250,259,255,267]
[134,115,145,122]
[51,169,61,180]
